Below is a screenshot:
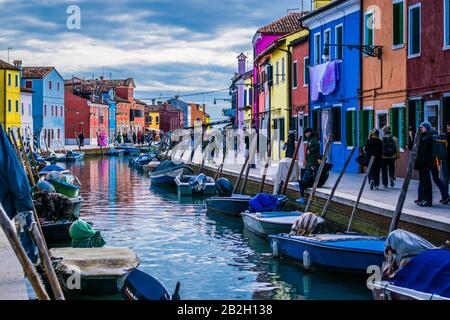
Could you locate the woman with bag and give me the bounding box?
[364,129,383,190]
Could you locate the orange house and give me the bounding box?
[361,0,409,176]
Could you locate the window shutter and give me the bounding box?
[389,108,394,130]
[359,111,367,147]
[368,110,374,132]
[399,107,406,148]
[416,100,424,127]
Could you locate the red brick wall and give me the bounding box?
[64,90,90,140]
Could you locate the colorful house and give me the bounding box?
[243,72,254,128]
[167,97,190,128]
[362,0,409,175]
[187,102,209,127]
[132,99,146,133]
[20,87,33,141]
[157,102,183,132]
[145,105,160,131]
[301,0,361,173]
[0,60,21,133]
[22,65,65,148]
[102,89,116,143]
[407,0,450,133]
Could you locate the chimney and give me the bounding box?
[152,99,156,105]
[237,53,247,76]
[13,60,22,68]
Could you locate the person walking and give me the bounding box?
[429,127,450,204]
[78,131,84,147]
[381,126,400,188]
[285,131,296,159]
[442,122,450,203]
[415,122,434,207]
[296,128,320,205]
[132,132,137,145]
[364,129,383,190]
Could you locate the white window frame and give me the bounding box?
[364,10,375,47]
[375,110,389,131]
[393,0,405,50]
[324,28,331,61]
[314,32,321,65]
[281,57,286,82]
[335,24,344,60]
[408,3,422,59]
[293,60,298,90]
[424,100,441,133]
[303,56,309,87]
[444,0,450,50]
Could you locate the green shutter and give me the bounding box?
[359,110,368,147]
[368,110,374,132]
[399,107,406,148]
[352,111,357,146]
[416,100,424,127]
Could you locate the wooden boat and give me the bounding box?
[149,160,194,186]
[118,269,180,300]
[241,211,325,238]
[206,195,288,217]
[175,174,216,196]
[41,219,73,243]
[65,151,85,161]
[268,233,385,273]
[143,161,160,175]
[50,247,140,296]
[47,179,80,198]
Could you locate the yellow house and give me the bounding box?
[268,29,308,160]
[146,106,160,131]
[0,60,21,133]
[243,74,253,128]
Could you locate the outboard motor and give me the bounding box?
[216,178,233,197]
[189,174,207,193]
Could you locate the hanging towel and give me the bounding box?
[309,63,327,101]
[320,60,340,96]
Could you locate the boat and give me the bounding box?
[118,269,180,300]
[241,211,325,238]
[206,194,288,217]
[117,143,140,155]
[50,247,140,296]
[149,160,194,186]
[175,174,216,196]
[268,233,385,273]
[107,148,125,156]
[47,179,80,198]
[143,161,160,175]
[41,219,74,243]
[34,196,83,219]
[33,152,57,163]
[55,151,85,162]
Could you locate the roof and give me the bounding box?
[257,12,304,35]
[134,99,147,106]
[114,96,132,104]
[102,78,136,88]
[299,0,347,24]
[289,34,309,47]
[20,87,34,94]
[22,67,54,79]
[0,60,20,71]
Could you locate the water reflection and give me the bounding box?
[65,157,371,300]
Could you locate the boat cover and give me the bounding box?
[39,165,65,174]
[383,229,436,279]
[50,247,140,277]
[154,160,183,172]
[249,193,283,212]
[391,249,450,298]
[290,212,319,236]
[69,219,105,248]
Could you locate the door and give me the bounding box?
[424,101,440,132]
[321,109,331,148]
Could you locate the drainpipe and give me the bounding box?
[359,0,364,160]
[3,71,6,129]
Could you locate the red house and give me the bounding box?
[64,90,109,145]
[407,0,450,131]
[290,34,310,138]
[152,102,183,132]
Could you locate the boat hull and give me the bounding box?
[269,234,385,273]
[206,195,252,217]
[48,179,80,198]
[41,220,73,243]
[175,175,216,196]
[241,212,301,238]
[150,166,193,186]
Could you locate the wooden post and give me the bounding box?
[0,204,50,300]
[347,155,375,233]
[233,151,250,194]
[304,136,333,213]
[389,130,421,233]
[214,148,227,181]
[16,129,36,187]
[281,136,303,195]
[240,134,258,194]
[73,131,82,153]
[321,147,357,218]
[30,223,65,300]
[259,138,272,194]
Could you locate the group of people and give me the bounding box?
[115,130,163,146]
[364,122,450,207]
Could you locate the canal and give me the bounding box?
[65,157,371,300]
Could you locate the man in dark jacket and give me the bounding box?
[440,122,450,204]
[296,128,320,205]
[365,129,383,190]
[415,122,434,207]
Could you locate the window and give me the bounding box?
[25,81,32,89]
[332,106,342,142]
[444,96,450,126]
[365,11,375,47]
[8,74,11,86]
[276,61,279,85]
[324,29,331,59]
[57,82,60,91]
[61,106,63,117]
[55,106,58,117]
[8,100,11,112]
[314,33,321,65]
[21,103,24,115]
[15,100,18,113]
[281,57,285,82]
[393,0,404,47]
[44,105,47,116]
[243,90,247,106]
[29,104,32,116]
[15,75,18,87]
[156,116,159,124]
[293,61,298,89]
[57,129,60,140]
[335,25,343,60]
[346,110,357,146]
[49,81,52,90]
[359,109,374,147]
[149,116,153,124]
[51,105,54,117]
[390,106,406,147]
[249,88,253,106]
[445,0,450,48]
[424,101,440,132]
[304,57,310,86]
[408,4,421,57]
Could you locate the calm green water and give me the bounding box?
[64,157,371,300]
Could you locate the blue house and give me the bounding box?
[301,0,361,173]
[167,97,189,128]
[103,89,117,143]
[22,66,65,148]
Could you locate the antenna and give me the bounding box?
[6,47,12,63]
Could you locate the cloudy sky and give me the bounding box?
[0,0,303,120]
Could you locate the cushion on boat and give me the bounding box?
[249,193,282,212]
[289,212,319,236]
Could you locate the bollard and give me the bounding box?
[303,250,311,271]
[271,240,279,258]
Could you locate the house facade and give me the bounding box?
[302,0,361,173]
[20,87,33,140]
[145,105,160,131]
[22,65,65,148]
[167,97,190,128]
[0,60,21,133]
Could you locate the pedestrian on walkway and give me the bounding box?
[132,132,137,144]
[381,126,400,188]
[285,131,296,159]
[78,131,84,147]
[429,127,450,204]
[296,128,320,205]
[364,129,383,190]
[415,122,434,207]
[442,122,450,203]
